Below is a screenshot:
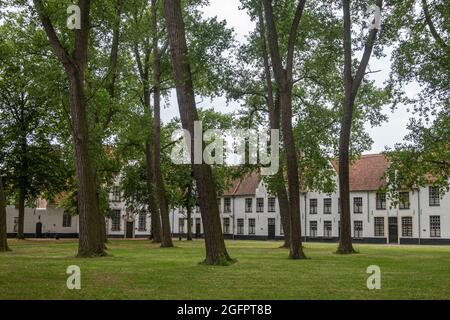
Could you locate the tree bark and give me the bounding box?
[146,142,162,243]
[337,0,382,254]
[164,0,233,265]
[34,0,105,257]
[263,0,307,259]
[186,173,194,241]
[258,11,291,249]
[0,176,10,252]
[152,0,173,248]
[17,185,25,240]
[132,19,164,244]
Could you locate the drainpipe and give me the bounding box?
[232,196,235,240]
[418,188,421,246]
[304,192,308,242]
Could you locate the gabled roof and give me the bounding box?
[331,154,390,191]
[223,171,261,196]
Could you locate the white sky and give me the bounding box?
[161,0,415,154]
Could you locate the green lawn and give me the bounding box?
[0,239,449,300]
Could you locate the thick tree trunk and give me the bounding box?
[70,71,106,257]
[0,176,10,252]
[263,0,306,259]
[280,91,305,259]
[152,0,173,248]
[337,0,381,254]
[259,12,291,248]
[164,0,233,265]
[146,142,162,243]
[34,0,105,257]
[186,177,193,241]
[17,185,26,240]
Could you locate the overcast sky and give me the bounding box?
[161,0,415,154]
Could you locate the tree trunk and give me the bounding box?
[152,0,173,248]
[0,176,10,252]
[186,177,193,241]
[258,12,291,248]
[164,0,233,265]
[337,0,381,254]
[17,184,26,240]
[263,0,307,259]
[146,142,162,243]
[34,0,105,257]
[280,90,305,259]
[277,175,291,248]
[70,70,106,257]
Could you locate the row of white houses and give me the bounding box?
[5,154,450,244]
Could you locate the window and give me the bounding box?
[245,198,253,213]
[268,198,276,212]
[402,217,413,237]
[310,199,318,215]
[324,221,332,238]
[310,221,318,238]
[354,221,363,238]
[62,213,72,228]
[353,197,363,214]
[430,216,441,238]
[376,193,386,210]
[179,218,185,234]
[256,198,264,213]
[223,218,230,234]
[195,206,200,213]
[111,210,121,231]
[224,198,231,213]
[138,213,147,232]
[13,217,18,232]
[323,198,332,214]
[249,219,256,235]
[280,222,284,235]
[429,187,440,206]
[338,198,341,214]
[237,219,244,235]
[374,217,384,237]
[112,186,121,202]
[399,192,410,209]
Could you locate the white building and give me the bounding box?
[5,154,450,244]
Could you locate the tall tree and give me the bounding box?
[152,0,173,248]
[164,0,233,265]
[262,0,307,259]
[33,0,105,256]
[128,1,163,243]
[337,0,383,254]
[385,0,449,195]
[257,10,291,248]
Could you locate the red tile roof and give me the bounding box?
[222,154,390,196]
[223,171,261,196]
[331,154,390,191]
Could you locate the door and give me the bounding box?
[36,222,43,238]
[126,221,134,239]
[195,218,201,238]
[268,218,276,240]
[388,217,398,244]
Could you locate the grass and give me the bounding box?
[0,239,449,300]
